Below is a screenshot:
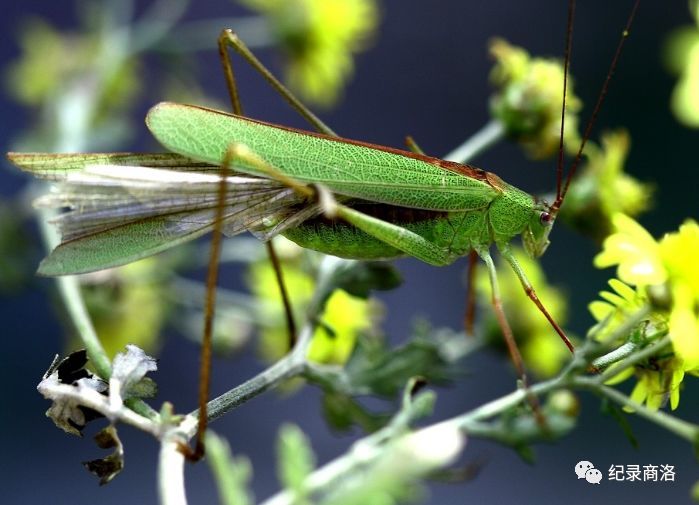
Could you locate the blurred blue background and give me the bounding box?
[1,1,697,504]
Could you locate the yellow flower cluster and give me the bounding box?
[6,19,139,111]
[561,131,652,240]
[593,214,699,409]
[247,238,376,365]
[664,0,699,127]
[489,39,581,159]
[240,0,379,106]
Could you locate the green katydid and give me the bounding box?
[8,0,640,459]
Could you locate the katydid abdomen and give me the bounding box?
[282,203,479,262]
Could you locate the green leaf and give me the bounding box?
[308,331,456,434]
[332,261,402,299]
[514,443,536,465]
[205,431,254,505]
[321,392,390,433]
[345,335,454,397]
[691,479,699,502]
[277,424,316,496]
[601,398,639,449]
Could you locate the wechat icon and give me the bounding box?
[575,460,602,484]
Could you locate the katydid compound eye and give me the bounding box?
[540,212,552,225]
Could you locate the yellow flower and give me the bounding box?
[489,39,581,159]
[593,213,666,286]
[588,279,647,342]
[627,359,685,411]
[593,216,699,408]
[5,19,139,111]
[594,131,650,219]
[476,246,570,377]
[664,1,699,127]
[561,131,652,240]
[240,0,380,107]
[660,220,699,367]
[246,241,314,361]
[246,238,376,365]
[659,220,699,295]
[306,288,375,364]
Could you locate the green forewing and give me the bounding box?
[7,152,210,180]
[146,103,499,212]
[37,214,213,275]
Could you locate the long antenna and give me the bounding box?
[552,0,641,214]
[555,0,576,203]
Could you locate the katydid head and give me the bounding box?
[523,199,554,258]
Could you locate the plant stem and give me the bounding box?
[591,341,637,370]
[596,335,671,383]
[37,379,159,435]
[159,435,188,505]
[260,323,697,505]
[191,305,315,429]
[260,374,563,505]
[443,120,505,163]
[37,213,113,380]
[188,256,346,432]
[161,256,348,504]
[573,376,699,442]
[456,376,565,427]
[196,347,306,428]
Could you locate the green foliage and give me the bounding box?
[238,0,380,106]
[0,201,34,292]
[277,423,316,499]
[321,392,391,433]
[206,431,255,505]
[5,18,140,149]
[341,335,454,397]
[601,399,639,449]
[560,130,653,241]
[309,330,454,433]
[489,38,581,159]
[248,240,400,364]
